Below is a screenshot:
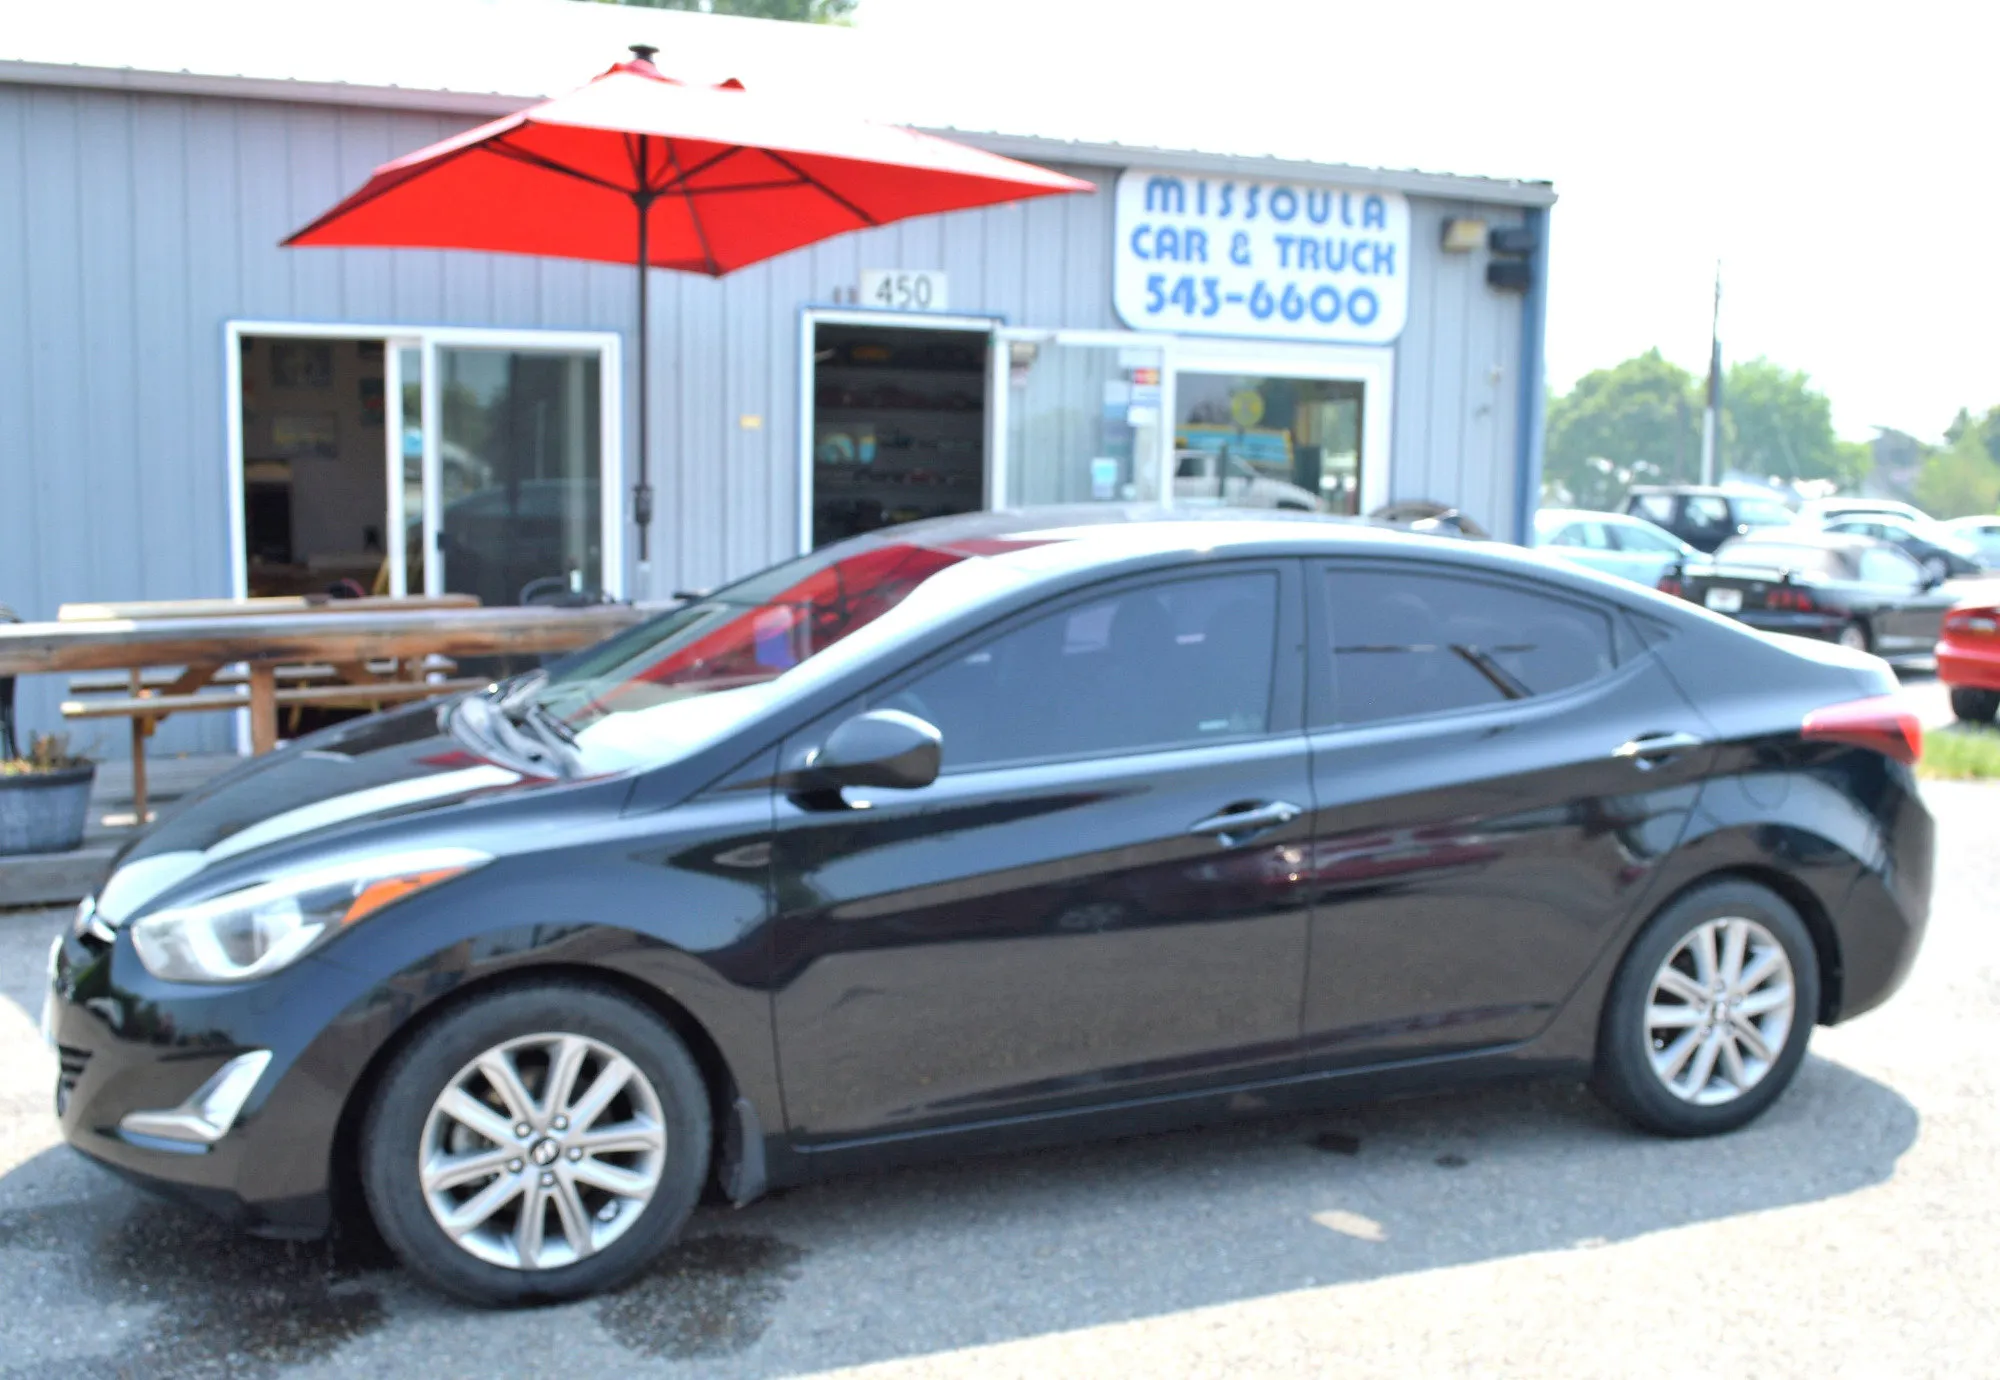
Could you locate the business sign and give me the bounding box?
[1112,169,1409,345]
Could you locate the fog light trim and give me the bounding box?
[118,1050,272,1145]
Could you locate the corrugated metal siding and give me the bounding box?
[1,82,1535,758]
[1391,197,1531,542]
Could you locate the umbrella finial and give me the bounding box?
[628,44,660,67]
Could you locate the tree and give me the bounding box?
[1722,358,1868,487]
[1543,349,1698,508]
[584,0,857,19]
[1914,429,2000,519]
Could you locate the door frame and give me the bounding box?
[1169,338,1394,517]
[796,307,1004,555]
[225,320,626,601]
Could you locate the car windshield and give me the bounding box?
[499,537,1031,774]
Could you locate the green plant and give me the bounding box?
[1919,727,2000,781]
[0,733,91,777]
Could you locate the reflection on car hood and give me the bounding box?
[98,702,535,923]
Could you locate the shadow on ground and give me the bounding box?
[0,1044,1917,1378]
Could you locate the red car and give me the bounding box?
[1939,601,2000,723]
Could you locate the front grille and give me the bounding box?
[55,1044,90,1116]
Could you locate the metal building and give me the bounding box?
[0,4,1554,754]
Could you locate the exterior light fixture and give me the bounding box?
[1440,218,1487,253]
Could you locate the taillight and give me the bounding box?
[1944,607,2000,638]
[1801,695,1922,764]
[1768,584,1817,611]
[1657,574,1685,598]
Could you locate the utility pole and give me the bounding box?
[1699,263,1721,486]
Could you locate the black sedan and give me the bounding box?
[1673,531,1959,658]
[46,510,1934,1306]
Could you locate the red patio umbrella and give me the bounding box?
[286,46,1092,565]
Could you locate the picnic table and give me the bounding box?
[0,601,656,819]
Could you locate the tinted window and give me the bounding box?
[1323,569,1616,725]
[886,572,1279,771]
[1632,495,1677,524]
[1858,548,1922,590]
[1684,497,1731,529]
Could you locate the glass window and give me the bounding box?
[1174,373,1364,515]
[1631,494,1677,524]
[1611,521,1681,554]
[1323,569,1616,725]
[881,572,1280,771]
[1558,522,1615,550]
[1009,340,1164,507]
[1733,497,1794,528]
[1858,548,1923,590]
[1684,497,1731,529]
[1716,543,1841,578]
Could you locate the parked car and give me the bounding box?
[1804,513,1982,583]
[1939,515,2000,569]
[1937,600,2000,723]
[1369,500,1491,540]
[1534,508,1701,586]
[1624,486,1798,553]
[1798,496,1934,527]
[1676,531,1957,658]
[48,508,1932,1306]
[1174,450,1321,510]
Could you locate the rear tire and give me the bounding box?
[1591,881,1819,1138]
[360,982,711,1306]
[1836,620,1872,653]
[1951,687,2000,724]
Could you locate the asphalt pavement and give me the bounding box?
[0,780,1994,1379]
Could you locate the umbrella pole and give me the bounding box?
[633,191,654,573]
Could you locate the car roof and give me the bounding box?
[853,505,1557,585]
[1539,508,1649,524]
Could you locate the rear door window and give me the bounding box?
[1317,567,1618,726]
[1858,548,1923,590]
[1611,522,1681,554]
[1683,497,1731,531]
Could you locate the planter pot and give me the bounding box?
[0,764,96,855]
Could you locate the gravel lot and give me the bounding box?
[1,780,1993,1379]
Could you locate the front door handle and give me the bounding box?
[1189,800,1302,846]
[1613,731,1707,769]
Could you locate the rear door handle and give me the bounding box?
[1189,800,1302,846]
[1613,731,1707,769]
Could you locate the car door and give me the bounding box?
[1857,546,1945,651]
[1296,560,1712,1069]
[767,562,1314,1144]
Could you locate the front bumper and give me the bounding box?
[45,923,381,1240]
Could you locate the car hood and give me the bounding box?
[96,700,560,924]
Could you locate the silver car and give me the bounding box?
[1534,508,1700,587]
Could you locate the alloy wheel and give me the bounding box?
[1837,622,1869,652]
[418,1031,667,1271]
[1644,917,1796,1106]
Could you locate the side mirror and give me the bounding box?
[786,709,941,807]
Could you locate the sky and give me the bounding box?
[855,0,1997,442]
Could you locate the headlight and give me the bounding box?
[129,847,491,984]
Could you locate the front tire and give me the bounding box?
[360,982,711,1306]
[1950,687,2000,724]
[1591,881,1819,1137]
